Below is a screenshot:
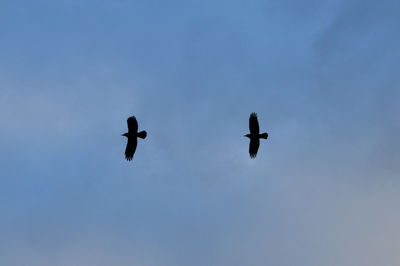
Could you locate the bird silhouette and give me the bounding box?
[244,112,268,158]
[122,116,147,161]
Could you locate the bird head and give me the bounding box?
[122,133,129,137]
[244,134,251,138]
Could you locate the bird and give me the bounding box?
[122,116,147,161]
[244,112,268,158]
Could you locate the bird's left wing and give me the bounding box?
[249,112,259,134]
[127,116,138,133]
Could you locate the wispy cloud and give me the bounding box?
[1,0,399,265]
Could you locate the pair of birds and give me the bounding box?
[122,112,268,161]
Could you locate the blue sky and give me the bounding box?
[0,0,399,265]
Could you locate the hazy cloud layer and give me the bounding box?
[1,0,399,265]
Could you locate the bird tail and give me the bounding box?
[137,130,147,139]
[260,133,268,139]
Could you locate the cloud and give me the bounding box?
[1,0,399,265]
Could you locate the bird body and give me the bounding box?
[122,116,147,161]
[245,113,268,158]
[245,133,268,140]
[122,131,147,139]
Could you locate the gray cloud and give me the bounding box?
[1,0,399,265]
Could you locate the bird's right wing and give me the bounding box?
[125,137,137,161]
[249,112,259,135]
[249,138,260,158]
[127,116,138,133]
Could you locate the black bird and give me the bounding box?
[244,112,268,158]
[122,116,147,161]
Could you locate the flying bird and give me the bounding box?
[244,112,268,158]
[122,116,147,161]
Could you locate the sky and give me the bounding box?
[0,0,399,265]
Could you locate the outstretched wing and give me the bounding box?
[127,116,138,133]
[125,137,137,161]
[249,112,259,135]
[249,138,260,158]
